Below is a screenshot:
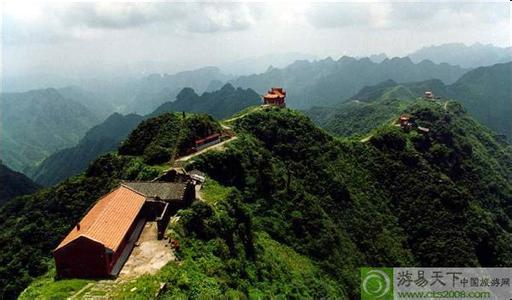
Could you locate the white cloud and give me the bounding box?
[2,2,262,45]
[1,1,509,79]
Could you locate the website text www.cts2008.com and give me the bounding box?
[396,290,491,299]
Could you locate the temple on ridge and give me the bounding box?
[262,87,286,107]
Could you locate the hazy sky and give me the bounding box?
[2,1,511,78]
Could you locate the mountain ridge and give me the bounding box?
[0,162,40,206]
[1,88,100,172]
[230,55,467,109]
[29,84,260,186]
[408,43,512,68]
[2,100,511,298]
[308,62,512,141]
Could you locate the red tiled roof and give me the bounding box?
[54,186,146,252]
[264,93,280,99]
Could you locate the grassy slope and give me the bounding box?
[19,267,92,300]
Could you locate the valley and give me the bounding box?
[1,5,511,297]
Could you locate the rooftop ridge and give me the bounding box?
[120,182,152,198]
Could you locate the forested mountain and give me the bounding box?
[27,113,144,186]
[152,84,261,119]
[307,97,408,137]
[0,112,222,298]
[57,86,115,120]
[0,88,100,172]
[0,163,40,206]
[308,63,512,141]
[306,79,442,136]
[230,56,467,108]
[125,67,234,115]
[3,102,512,298]
[27,84,260,186]
[409,43,512,68]
[447,62,512,140]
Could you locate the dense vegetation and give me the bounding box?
[28,113,144,186]
[94,104,512,298]
[0,163,40,206]
[231,56,467,108]
[0,112,220,298]
[151,84,261,119]
[26,83,249,186]
[447,62,512,141]
[126,67,233,115]
[308,64,512,142]
[119,113,221,164]
[0,88,100,172]
[4,103,512,299]
[307,97,408,137]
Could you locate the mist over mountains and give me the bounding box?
[307,62,512,143]
[1,0,511,297]
[408,43,512,68]
[0,88,100,172]
[231,56,467,108]
[1,43,510,175]
[0,38,511,299]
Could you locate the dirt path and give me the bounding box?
[360,135,372,143]
[195,184,204,201]
[119,222,175,278]
[222,107,261,125]
[175,136,237,162]
[71,222,175,299]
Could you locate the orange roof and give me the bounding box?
[264,90,285,99]
[55,186,146,252]
[264,93,280,99]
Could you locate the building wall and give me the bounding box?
[107,211,145,274]
[54,212,145,278]
[53,237,109,278]
[184,182,196,204]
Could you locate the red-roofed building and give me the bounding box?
[424,90,435,100]
[53,182,194,278]
[263,87,286,107]
[53,186,146,278]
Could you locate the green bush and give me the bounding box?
[143,144,171,165]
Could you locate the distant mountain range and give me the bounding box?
[3,45,509,178]
[57,86,115,120]
[123,55,469,113]
[1,88,100,172]
[448,62,511,140]
[408,43,512,68]
[219,52,318,75]
[151,83,261,119]
[231,56,467,109]
[0,162,40,206]
[125,67,234,115]
[29,84,260,186]
[307,62,512,141]
[27,113,144,186]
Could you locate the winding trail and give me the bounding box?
[175,136,238,163]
